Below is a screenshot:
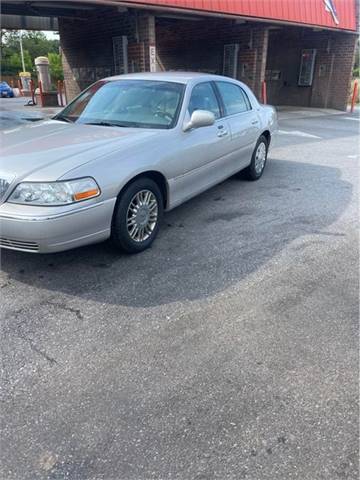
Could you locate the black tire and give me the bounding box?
[241,135,269,181]
[111,177,163,253]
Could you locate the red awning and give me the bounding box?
[122,0,357,31]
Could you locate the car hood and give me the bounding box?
[0,119,161,182]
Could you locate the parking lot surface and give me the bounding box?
[0,108,359,479]
[0,97,60,129]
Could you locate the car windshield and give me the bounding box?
[56,80,185,129]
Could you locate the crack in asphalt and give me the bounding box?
[2,298,85,367]
[16,331,58,365]
[46,301,84,320]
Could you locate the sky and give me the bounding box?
[42,31,59,40]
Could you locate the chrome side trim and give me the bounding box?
[0,198,116,222]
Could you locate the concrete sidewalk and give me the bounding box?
[276,105,359,121]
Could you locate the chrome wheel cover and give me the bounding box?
[254,142,267,174]
[126,189,158,242]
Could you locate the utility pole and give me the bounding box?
[19,30,26,72]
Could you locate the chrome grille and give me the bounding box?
[0,237,39,252]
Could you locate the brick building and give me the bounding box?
[1,0,358,110]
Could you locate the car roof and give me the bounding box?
[105,71,237,85]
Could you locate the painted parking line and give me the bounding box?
[343,117,360,121]
[278,129,321,139]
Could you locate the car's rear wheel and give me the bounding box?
[111,177,163,253]
[242,135,269,181]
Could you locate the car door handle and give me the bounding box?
[217,130,228,137]
[217,126,228,137]
[251,120,259,125]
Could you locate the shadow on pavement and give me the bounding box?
[1,159,352,307]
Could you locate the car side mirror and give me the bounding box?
[183,110,215,132]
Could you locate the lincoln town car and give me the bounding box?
[0,72,277,253]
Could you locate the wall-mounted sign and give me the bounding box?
[318,64,327,77]
[240,62,249,78]
[149,45,157,72]
[298,49,317,86]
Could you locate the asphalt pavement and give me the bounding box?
[0,96,61,129]
[0,105,359,479]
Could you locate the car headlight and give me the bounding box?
[8,177,100,206]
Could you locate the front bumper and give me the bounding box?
[0,198,116,253]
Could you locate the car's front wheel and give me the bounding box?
[111,177,163,253]
[242,135,269,181]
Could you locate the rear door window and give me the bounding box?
[216,81,251,116]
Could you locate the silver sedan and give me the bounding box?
[0,72,277,254]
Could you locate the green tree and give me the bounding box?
[1,30,59,58]
[1,30,61,76]
[7,50,32,72]
[48,52,64,82]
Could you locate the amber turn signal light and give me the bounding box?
[73,188,99,201]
